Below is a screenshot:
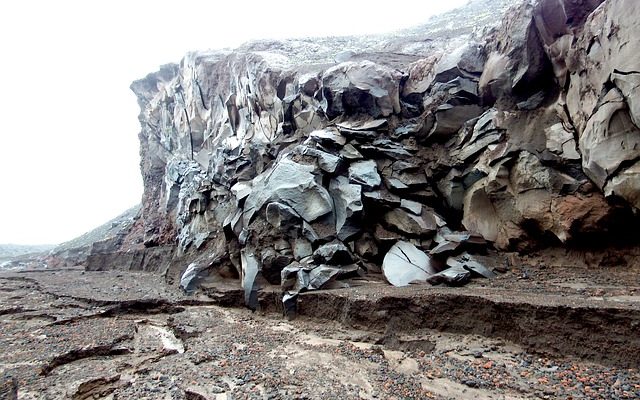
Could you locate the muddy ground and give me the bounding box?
[1,252,639,399]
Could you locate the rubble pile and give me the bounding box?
[121,0,639,310]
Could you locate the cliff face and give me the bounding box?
[128,0,640,304]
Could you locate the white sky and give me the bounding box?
[0,0,467,245]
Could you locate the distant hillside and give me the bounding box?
[45,205,142,268]
[52,205,141,254]
[0,244,55,260]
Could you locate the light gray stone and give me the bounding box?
[348,160,381,189]
[383,208,438,237]
[382,241,436,287]
[330,176,363,241]
[243,158,334,225]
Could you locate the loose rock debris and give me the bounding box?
[1,268,639,399]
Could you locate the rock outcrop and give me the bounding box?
[125,0,639,309]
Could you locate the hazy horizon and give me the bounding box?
[0,0,467,245]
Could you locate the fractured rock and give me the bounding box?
[244,158,334,225]
[400,199,423,215]
[313,240,354,265]
[430,104,484,137]
[362,189,402,208]
[261,247,293,284]
[309,128,347,147]
[241,250,261,310]
[446,253,498,279]
[430,231,486,257]
[354,233,379,260]
[348,160,381,189]
[330,176,363,241]
[373,224,403,243]
[580,89,640,189]
[301,147,342,174]
[383,208,439,237]
[427,266,471,286]
[545,123,580,160]
[293,238,313,260]
[359,139,413,160]
[336,118,387,141]
[282,262,360,293]
[340,143,364,160]
[321,61,403,118]
[382,241,436,286]
[265,202,300,232]
[605,160,640,210]
[438,169,465,210]
[128,0,640,303]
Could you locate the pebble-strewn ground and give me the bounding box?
[0,267,638,399]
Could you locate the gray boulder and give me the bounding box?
[265,202,301,232]
[313,240,354,265]
[241,250,261,310]
[383,208,439,237]
[321,61,403,118]
[580,89,640,189]
[330,176,363,241]
[309,128,347,147]
[348,160,381,189]
[382,241,436,287]
[243,158,334,225]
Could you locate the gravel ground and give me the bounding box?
[0,267,639,399]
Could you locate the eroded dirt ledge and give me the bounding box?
[1,265,638,399]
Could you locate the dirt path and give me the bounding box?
[1,268,639,399]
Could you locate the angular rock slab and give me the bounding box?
[330,176,363,241]
[348,160,381,189]
[265,202,301,232]
[282,262,359,292]
[383,208,439,237]
[321,60,403,118]
[446,253,498,279]
[605,160,640,210]
[382,241,437,287]
[301,147,341,174]
[293,238,313,260]
[427,266,471,286]
[180,262,205,292]
[309,128,347,147]
[313,240,354,265]
[243,158,333,225]
[241,250,261,310]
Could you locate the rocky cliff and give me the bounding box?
[122,0,639,309]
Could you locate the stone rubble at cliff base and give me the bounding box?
[67,0,640,310]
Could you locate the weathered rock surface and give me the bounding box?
[382,241,436,286]
[118,0,640,308]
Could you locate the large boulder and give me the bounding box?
[243,158,334,225]
[321,61,403,118]
[462,151,619,249]
[330,176,363,241]
[579,89,640,190]
[382,241,437,287]
[348,160,382,189]
[383,208,440,237]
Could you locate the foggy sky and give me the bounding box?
[0,0,466,244]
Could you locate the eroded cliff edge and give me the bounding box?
[95,0,639,304]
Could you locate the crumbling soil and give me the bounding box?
[1,257,639,399]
